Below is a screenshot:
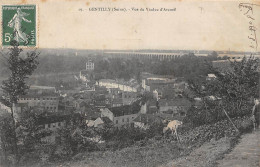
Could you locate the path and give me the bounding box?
[162,137,233,167]
[216,130,260,167]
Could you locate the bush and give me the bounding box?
[98,123,165,150]
[178,116,252,145]
[234,116,253,133]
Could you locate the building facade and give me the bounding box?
[17,85,59,112]
[97,79,138,92]
[100,105,140,127]
[86,60,94,71]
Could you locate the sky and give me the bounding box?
[0,0,260,52]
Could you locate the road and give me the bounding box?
[216,130,260,167]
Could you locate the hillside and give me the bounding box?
[19,116,254,167]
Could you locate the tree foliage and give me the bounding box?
[0,114,14,166]
[1,41,39,104]
[186,56,259,126]
[0,41,39,166]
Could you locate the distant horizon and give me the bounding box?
[1,47,259,55]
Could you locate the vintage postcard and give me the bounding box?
[0,0,259,167]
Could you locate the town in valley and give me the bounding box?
[0,48,259,166]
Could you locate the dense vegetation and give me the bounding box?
[185,56,259,126]
[0,50,222,82]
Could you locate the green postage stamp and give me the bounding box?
[2,5,37,47]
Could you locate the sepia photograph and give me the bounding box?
[0,0,259,166]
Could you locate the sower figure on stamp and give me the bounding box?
[251,98,260,130]
[8,7,31,44]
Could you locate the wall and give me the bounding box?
[140,103,147,114]
[44,121,66,131]
[113,113,138,127]
[0,102,11,113]
[86,61,94,71]
[94,117,104,128]
[18,96,59,112]
[98,80,137,92]
[134,121,149,130]
[122,91,137,105]
[41,121,66,143]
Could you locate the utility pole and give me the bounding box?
[259,70,260,98]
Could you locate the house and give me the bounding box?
[153,89,163,100]
[107,88,138,106]
[206,74,217,81]
[79,70,95,82]
[111,98,123,107]
[108,88,121,99]
[158,98,191,117]
[133,114,163,130]
[12,103,30,121]
[37,113,82,143]
[80,70,88,82]
[86,120,95,127]
[141,73,175,92]
[0,101,11,114]
[93,117,113,128]
[100,101,141,127]
[86,60,95,71]
[93,94,108,108]
[73,99,86,109]
[18,85,59,112]
[122,91,138,105]
[0,101,29,121]
[142,99,159,114]
[84,108,100,126]
[63,97,75,111]
[97,79,138,92]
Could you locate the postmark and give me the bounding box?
[2,5,37,47]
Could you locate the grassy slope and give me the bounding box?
[21,116,252,167]
[35,140,192,167]
[37,137,237,167]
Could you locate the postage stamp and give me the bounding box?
[2,5,36,47]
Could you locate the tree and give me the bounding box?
[1,40,39,165]
[16,109,51,154]
[187,56,259,126]
[0,113,14,166]
[212,57,259,115]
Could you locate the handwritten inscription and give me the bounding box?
[239,3,259,51]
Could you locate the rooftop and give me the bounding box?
[109,101,141,117]
[36,113,81,125]
[98,79,139,88]
[112,98,123,104]
[30,85,56,90]
[133,114,163,124]
[141,72,174,80]
[19,85,58,98]
[159,98,191,107]
[100,117,113,124]
[19,92,59,98]
[147,79,175,85]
